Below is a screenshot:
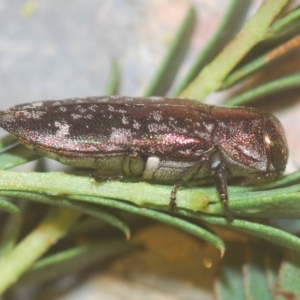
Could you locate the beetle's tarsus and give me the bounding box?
[222,195,234,222]
[169,181,182,211]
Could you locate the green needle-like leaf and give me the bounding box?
[0,170,211,211]
[0,189,226,255]
[173,0,252,96]
[3,170,300,253]
[0,190,130,239]
[206,184,300,218]
[0,201,25,259]
[225,72,300,106]
[0,207,82,295]
[19,240,134,285]
[180,0,288,100]
[0,144,40,170]
[63,195,226,255]
[0,198,19,215]
[198,216,300,255]
[264,7,300,44]
[221,35,300,89]
[2,170,300,219]
[56,201,131,239]
[144,6,196,96]
[0,135,17,150]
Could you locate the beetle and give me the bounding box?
[0,96,288,220]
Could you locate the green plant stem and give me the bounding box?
[0,200,26,258]
[264,7,300,42]
[0,198,18,214]
[144,6,196,97]
[0,144,40,170]
[221,35,300,89]
[20,240,134,285]
[0,135,17,150]
[225,72,300,106]
[0,207,81,295]
[173,0,251,96]
[179,0,288,100]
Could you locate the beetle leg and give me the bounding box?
[213,162,233,221]
[169,157,207,211]
[169,180,184,211]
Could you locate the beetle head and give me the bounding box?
[264,113,288,177]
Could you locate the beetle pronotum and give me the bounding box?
[0,96,288,220]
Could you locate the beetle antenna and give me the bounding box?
[242,171,280,186]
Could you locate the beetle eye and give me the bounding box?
[264,114,288,173]
[265,134,285,171]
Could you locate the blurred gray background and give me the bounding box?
[0,0,235,106]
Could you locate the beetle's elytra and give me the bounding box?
[0,96,288,220]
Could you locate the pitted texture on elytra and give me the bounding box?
[1,97,216,159]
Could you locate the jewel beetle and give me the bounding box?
[0,96,289,220]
